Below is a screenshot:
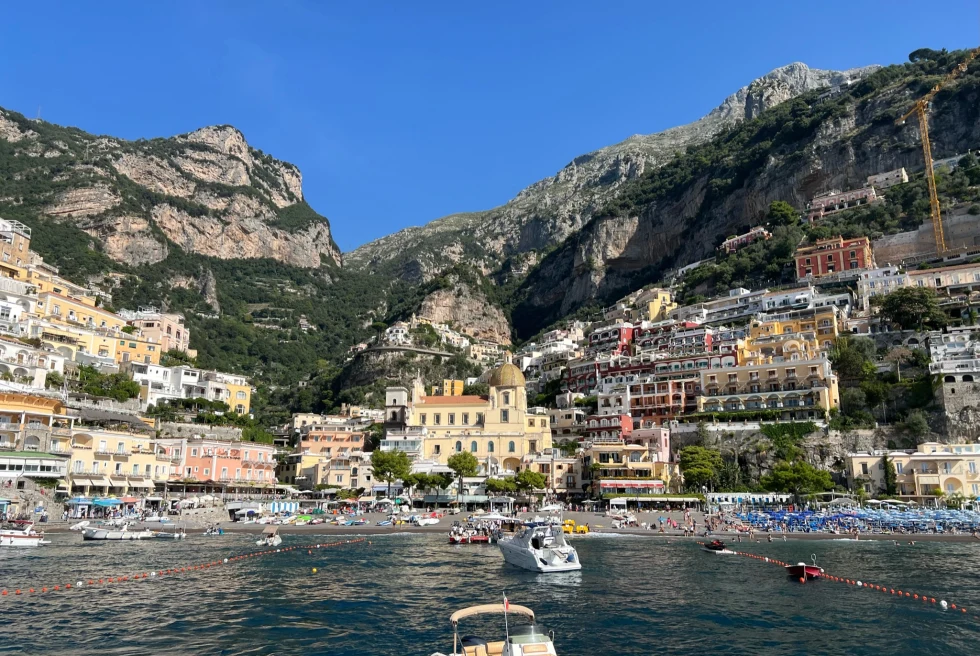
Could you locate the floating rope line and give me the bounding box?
[0,538,368,598]
[697,541,977,621]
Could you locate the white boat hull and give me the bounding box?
[498,539,582,573]
[0,534,48,547]
[256,535,282,547]
[82,528,156,540]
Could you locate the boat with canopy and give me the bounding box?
[431,602,558,656]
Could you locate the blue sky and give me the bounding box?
[1,2,977,252]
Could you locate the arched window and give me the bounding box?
[508,441,516,453]
[470,441,478,453]
[455,441,462,453]
[503,392,510,405]
[488,442,495,453]
[963,375,974,382]
[390,411,398,421]
[945,376,956,383]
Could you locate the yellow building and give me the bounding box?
[632,287,677,322]
[68,422,165,496]
[846,443,980,500]
[748,306,840,353]
[36,291,123,330]
[430,379,464,396]
[114,335,162,365]
[386,364,552,474]
[0,393,74,454]
[698,357,839,420]
[0,219,32,273]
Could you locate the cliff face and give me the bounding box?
[418,280,512,345]
[0,112,341,269]
[509,58,980,336]
[347,63,878,282]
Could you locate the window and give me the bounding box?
[448,413,456,425]
[470,441,478,453]
[488,442,494,453]
[462,413,469,425]
[501,409,509,423]
[115,463,122,474]
[861,463,868,475]
[236,391,246,399]
[433,445,441,455]
[508,441,516,453]
[132,464,139,475]
[896,462,903,474]
[455,441,462,453]
[434,414,441,425]
[420,414,426,425]
[503,392,510,405]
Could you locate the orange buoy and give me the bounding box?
[28,588,34,593]
[14,590,20,595]
[914,594,919,599]
[799,577,805,584]
[53,585,60,591]
[41,587,47,593]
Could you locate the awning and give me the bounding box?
[120,496,139,504]
[129,480,156,489]
[92,498,121,507]
[599,480,665,488]
[72,476,110,487]
[56,479,68,490]
[68,497,92,505]
[145,496,163,502]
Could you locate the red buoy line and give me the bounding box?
[0,537,368,598]
[697,541,977,621]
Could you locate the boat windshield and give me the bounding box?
[508,624,551,645]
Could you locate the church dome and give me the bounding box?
[488,362,525,388]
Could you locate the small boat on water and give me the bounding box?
[431,601,558,656]
[497,523,581,573]
[256,526,282,547]
[204,524,224,536]
[785,554,824,581]
[82,522,155,541]
[701,539,735,554]
[0,521,50,547]
[449,523,492,545]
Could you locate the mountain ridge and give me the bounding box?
[345,62,880,283]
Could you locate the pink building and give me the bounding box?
[158,437,277,488]
[629,426,671,462]
[583,413,633,444]
[298,425,365,457]
[806,187,880,222]
[719,226,772,254]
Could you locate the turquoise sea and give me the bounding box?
[1,532,979,655]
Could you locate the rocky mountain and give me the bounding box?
[508,53,980,337]
[0,110,340,270]
[347,63,879,283]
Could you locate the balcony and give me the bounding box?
[94,448,114,456]
[155,453,172,462]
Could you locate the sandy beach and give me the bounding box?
[45,510,980,543]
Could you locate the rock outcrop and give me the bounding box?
[419,281,512,345]
[0,108,340,269]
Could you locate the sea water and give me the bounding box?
[1,532,978,655]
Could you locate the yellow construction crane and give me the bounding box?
[896,47,980,255]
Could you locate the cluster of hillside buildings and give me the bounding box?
[348,314,506,364]
[0,216,267,515]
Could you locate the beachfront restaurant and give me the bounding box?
[599,480,665,497]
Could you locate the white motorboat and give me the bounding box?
[431,602,558,656]
[497,523,581,573]
[82,522,156,541]
[412,515,440,527]
[256,526,282,547]
[155,527,187,540]
[0,521,50,547]
[69,520,90,531]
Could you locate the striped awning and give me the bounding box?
[71,476,110,487]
